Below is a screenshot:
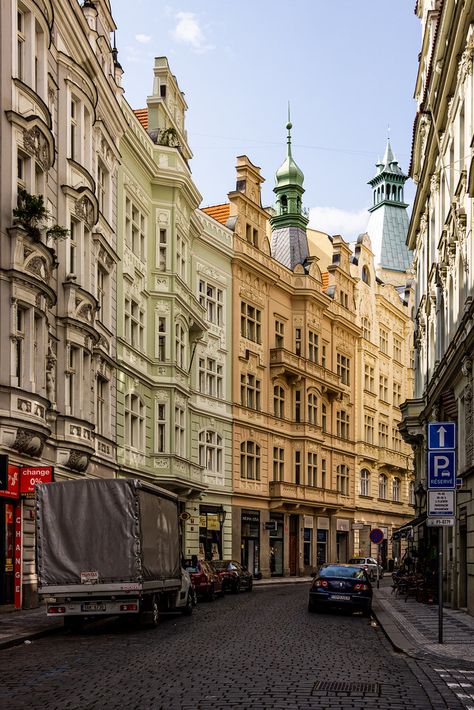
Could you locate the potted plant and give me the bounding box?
[13,188,68,241]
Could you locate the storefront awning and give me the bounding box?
[392,512,426,540]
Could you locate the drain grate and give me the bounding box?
[313,681,380,695]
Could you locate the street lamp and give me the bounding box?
[218,509,227,526]
[414,481,427,516]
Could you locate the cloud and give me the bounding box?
[135,34,151,44]
[170,12,213,53]
[308,206,369,241]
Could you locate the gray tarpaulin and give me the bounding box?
[36,478,180,586]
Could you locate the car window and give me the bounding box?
[320,566,366,579]
[185,566,199,573]
[211,561,227,571]
[368,559,377,565]
[229,563,238,570]
[348,558,365,564]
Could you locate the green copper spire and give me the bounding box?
[275,106,304,189]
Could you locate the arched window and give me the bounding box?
[307,392,318,424]
[125,393,144,450]
[398,186,402,201]
[337,464,349,496]
[392,477,400,502]
[273,385,285,418]
[240,441,260,480]
[280,194,288,214]
[360,468,370,496]
[199,430,223,474]
[361,265,370,285]
[378,473,388,499]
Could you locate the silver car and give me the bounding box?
[348,557,384,582]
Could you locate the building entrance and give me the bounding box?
[289,514,298,575]
[336,531,348,562]
[0,501,14,605]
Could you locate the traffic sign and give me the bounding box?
[428,422,456,450]
[428,451,456,489]
[369,528,384,544]
[428,490,455,517]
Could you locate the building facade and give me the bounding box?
[400,0,474,612]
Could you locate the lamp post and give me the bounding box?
[414,481,427,516]
[218,509,226,560]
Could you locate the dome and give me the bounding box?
[275,122,304,188]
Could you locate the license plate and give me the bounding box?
[330,594,350,601]
[81,602,106,612]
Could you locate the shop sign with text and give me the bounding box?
[0,464,20,499]
[20,466,54,496]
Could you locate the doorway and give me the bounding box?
[336,531,348,563]
[0,502,14,605]
[289,514,298,575]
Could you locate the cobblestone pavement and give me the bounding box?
[0,585,469,709]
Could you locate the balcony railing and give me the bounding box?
[269,480,349,508]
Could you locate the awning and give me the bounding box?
[392,512,427,540]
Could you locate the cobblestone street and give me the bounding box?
[0,585,468,709]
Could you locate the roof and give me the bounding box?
[201,203,230,226]
[367,203,412,271]
[133,108,148,130]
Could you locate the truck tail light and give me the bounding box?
[48,606,66,614]
[120,603,138,611]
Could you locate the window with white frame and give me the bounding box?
[392,426,403,452]
[275,320,284,348]
[175,323,186,369]
[393,337,402,363]
[157,403,166,453]
[240,302,262,343]
[378,473,388,499]
[174,406,185,457]
[380,329,388,354]
[240,373,261,410]
[33,313,45,393]
[125,197,146,260]
[199,280,223,326]
[157,317,166,361]
[362,317,371,340]
[199,430,222,474]
[176,232,186,280]
[125,393,145,450]
[68,219,77,276]
[392,477,401,502]
[337,353,350,385]
[67,218,91,287]
[337,465,349,495]
[336,410,349,439]
[308,452,318,487]
[96,375,107,436]
[379,421,389,448]
[308,331,319,363]
[360,468,370,496]
[364,414,374,444]
[308,392,318,425]
[379,374,388,401]
[364,363,375,392]
[272,447,284,482]
[273,385,285,418]
[159,228,167,270]
[240,441,260,480]
[199,357,223,397]
[393,381,402,406]
[125,297,145,351]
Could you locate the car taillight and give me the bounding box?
[315,580,328,588]
[48,606,66,613]
[120,603,138,611]
[354,583,369,591]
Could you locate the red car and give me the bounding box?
[184,560,223,601]
[210,560,253,593]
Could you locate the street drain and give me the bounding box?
[313,681,380,695]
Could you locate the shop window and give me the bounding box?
[304,528,312,566]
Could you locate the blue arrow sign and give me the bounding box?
[428,422,456,450]
[428,451,456,489]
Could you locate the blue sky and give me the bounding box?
[111,1,421,240]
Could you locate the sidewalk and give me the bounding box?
[372,578,474,663]
[0,606,61,650]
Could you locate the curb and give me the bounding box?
[0,623,62,651]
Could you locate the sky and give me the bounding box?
[111,1,421,242]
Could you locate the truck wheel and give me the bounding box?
[140,594,160,627]
[64,616,84,632]
[150,595,160,627]
[182,591,193,616]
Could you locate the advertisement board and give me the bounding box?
[20,466,54,496]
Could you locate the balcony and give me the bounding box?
[399,397,425,446]
[269,481,349,510]
[152,454,207,498]
[270,348,343,398]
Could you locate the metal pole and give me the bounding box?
[438,527,443,644]
[376,546,380,589]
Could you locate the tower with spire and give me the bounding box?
[270,114,309,270]
[366,138,412,278]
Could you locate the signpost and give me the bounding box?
[369,528,384,589]
[427,422,457,644]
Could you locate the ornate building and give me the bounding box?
[400,0,474,613]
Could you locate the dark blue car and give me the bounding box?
[308,563,372,616]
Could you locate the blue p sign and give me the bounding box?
[428,451,456,489]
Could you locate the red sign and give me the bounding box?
[0,465,20,499]
[20,466,54,495]
[14,502,22,609]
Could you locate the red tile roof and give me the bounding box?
[133,108,148,130]
[201,203,231,226]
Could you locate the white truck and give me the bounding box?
[36,477,194,628]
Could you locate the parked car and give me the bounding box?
[210,560,253,593]
[347,556,384,581]
[308,563,372,616]
[184,560,223,601]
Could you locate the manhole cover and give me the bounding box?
[313,681,380,695]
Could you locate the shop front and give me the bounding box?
[317,517,329,566]
[0,460,20,607]
[336,518,350,562]
[269,512,284,576]
[241,509,260,577]
[199,504,226,561]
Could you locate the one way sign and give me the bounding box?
[428,422,456,450]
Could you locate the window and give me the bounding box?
[157,403,166,453]
[308,452,318,487]
[17,10,25,80]
[174,406,185,457]
[17,152,27,190]
[361,266,370,285]
[97,161,108,218]
[176,232,186,279]
[125,394,144,450]
[272,447,284,482]
[364,415,374,444]
[252,228,258,247]
[336,410,349,439]
[275,320,284,348]
[393,381,402,407]
[360,469,370,496]
[97,265,107,322]
[393,337,402,363]
[392,477,401,502]
[14,307,26,385]
[125,298,145,351]
[295,328,302,356]
[240,441,260,480]
[125,198,146,260]
[378,474,388,499]
[273,385,285,418]
[199,358,223,397]
[409,480,415,506]
[70,97,78,160]
[175,323,186,369]
[67,345,80,416]
[340,290,349,308]
[321,344,327,368]
[199,280,223,325]
[321,403,327,433]
[308,331,319,363]
[295,390,301,422]
[157,317,166,361]
[337,465,349,495]
[295,451,301,485]
[240,302,261,343]
[379,375,388,401]
[159,229,167,270]
[392,426,402,452]
[245,224,251,242]
[69,219,77,276]
[362,317,371,340]
[380,329,388,354]
[321,458,327,488]
[160,84,166,98]
[379,421,389,448]
[364,363,375,392]
[308,393,318,425]
[240,373,261,410]
[199,431,223,474]
[337,353,350,385]
[96,375,107,435]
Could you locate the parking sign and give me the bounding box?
[428,451,456,489]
